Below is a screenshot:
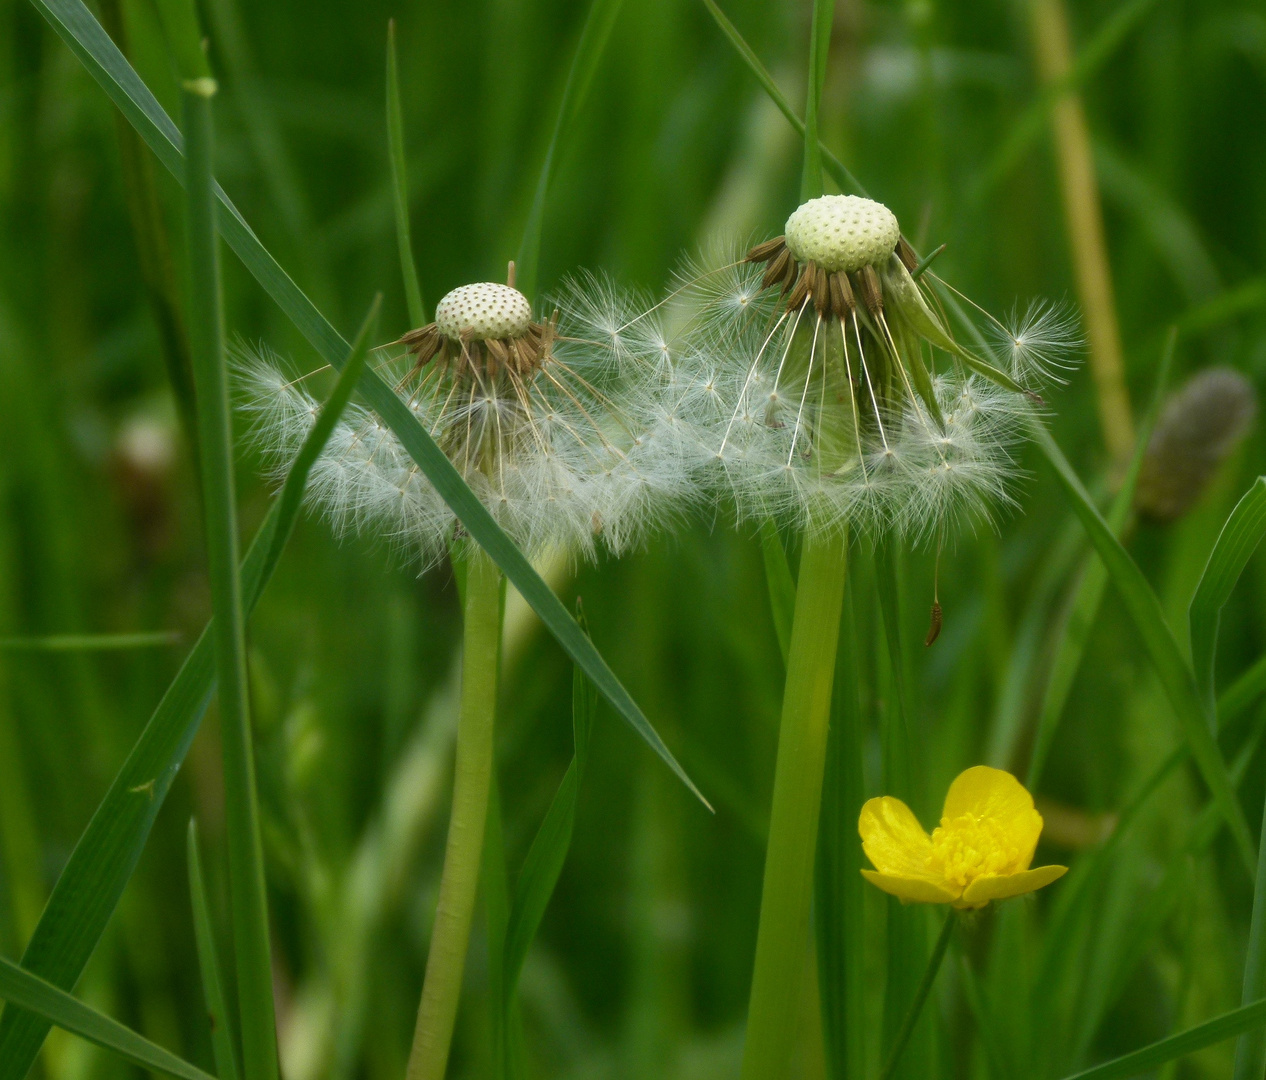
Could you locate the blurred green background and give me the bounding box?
[0,0,1264,1077]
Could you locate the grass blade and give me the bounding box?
[502,644,597,1000]
[1188,477,1266,719]
[0,633,181,651]
[386,20,425,329]
[1033,422,1256,875]
[515,0,624,300]
[0,304,377,1077]
[799,0,834,201]
[698,0,866,196]
[183,77,278,1080]
[816,584,865,1080]
[0,956,215,1080]
[1058,999,1266,1080]
[187,820,241,1080]
[26,0,704,810]
[1220,653,1266,728]
[1235,782,1266,1079]
[1026,329,1177,789]
[758,520,795,666]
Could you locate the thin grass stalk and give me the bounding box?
[799,0,834,202]
[386,19,425,329]
[816,583,865,1080]
[875,544,930,1080]
[1029,0,1134,468]
[182,78,278,1080]
[406,545,503,1080]
[1232,784,1266,1080]
[878,912,955,1080]
[187,821,241,1080]
[741,531,848,1080]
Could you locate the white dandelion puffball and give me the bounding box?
[670,199,1080,543]
[239,275,704,569]
[784,195,901,274]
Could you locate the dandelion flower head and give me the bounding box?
[859,765,1067,909]
[239,270,698,569]
[674,195,1081,541]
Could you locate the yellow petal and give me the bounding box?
[861,869,961,904]
[941,766,1044,869]
[958,865,1068,906]
[859,796,935,877]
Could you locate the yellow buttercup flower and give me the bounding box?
[859,766,1067,909]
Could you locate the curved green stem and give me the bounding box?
[879,911,955,1080]
[741,530,848,1080]
[406,547,503,1080]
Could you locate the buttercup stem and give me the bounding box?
[741,529,848,1080]
[406,546,503,1080]
[879,911,956,1080]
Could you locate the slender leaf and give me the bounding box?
[816,584,865,1080]
[1026,329,1177,789]
[1235,782,1266,1080]
[1189,477,1266,720]
[799,0,834,201]
[502,639,598,999]
[758,520,794,666]
[1058,999,1266,1080]
[0,304,377,1076]
[187,820,241,1080]
[1221,653,1266,728]
[0,956,215,1080]
[26,0,705,810]
[698,0,866,196]
[515,0,624,300]
[386,20,425,329]
[183,79,278,1080]
[1034,423,1256,875]
[0,633,181,651]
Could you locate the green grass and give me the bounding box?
[0,0,1265,1077]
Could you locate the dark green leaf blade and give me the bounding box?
[0,303,378,1078]
[386,20,425,329]
[1188,477,1266,719]
[1057,999,1266,1080]
[187,821,241,1080]
[0,957,216,1080]
[1033,423,1256,875]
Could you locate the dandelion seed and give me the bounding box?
[859,766,1067,909]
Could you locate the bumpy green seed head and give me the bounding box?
[783,195,901,273]
[435,282,534,341]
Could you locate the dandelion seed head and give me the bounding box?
[238,272,701,570]
[666,194,1073,544]
[784,195,901,273]
[435,282,533,340]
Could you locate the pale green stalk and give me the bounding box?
[406,546,503,1080]
[878,911,955,1080]
[182,78,279,1080]
[741,531,848,1080]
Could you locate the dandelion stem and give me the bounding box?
[406,546,503,1080]
[741,529,848,1080]
[878,911,955,1080]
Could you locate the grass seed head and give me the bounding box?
[1135,366,1257,522]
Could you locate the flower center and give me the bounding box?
[436,282,533,341]
[927,812,1022,888]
